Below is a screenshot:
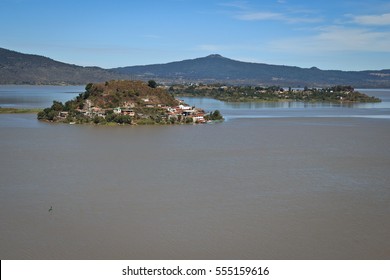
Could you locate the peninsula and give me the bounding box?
[37,80,223,125]
[170,84,381,103]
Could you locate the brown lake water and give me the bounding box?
[1,87,390,259]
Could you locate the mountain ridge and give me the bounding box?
[111,54,390,87]
[0,47,125,85]
[1,47,390,87]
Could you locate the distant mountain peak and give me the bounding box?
[206,54,224,58]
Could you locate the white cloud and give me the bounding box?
[315,26,389,51]
[268,26,390,53]
[352,13,390,26]
[223,1,321,24]
[233,10,321,23]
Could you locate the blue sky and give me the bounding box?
[1,0,390,70]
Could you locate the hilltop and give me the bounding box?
[1,47,390,87]
[37,80,222,125]
[0,47,123,85]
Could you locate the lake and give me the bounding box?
[1,86,390,259]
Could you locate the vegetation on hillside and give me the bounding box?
[37,80,221,125]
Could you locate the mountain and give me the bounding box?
[111,54,390,88]
[1,47,390,87]
[0,47,124,85]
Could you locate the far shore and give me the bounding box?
[0,108,42,114]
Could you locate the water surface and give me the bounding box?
[1,86,390,259]
[0,85,83,109]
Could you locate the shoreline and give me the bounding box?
[177,95,382,104]
[0,108,42,114]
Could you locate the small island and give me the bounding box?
[37,80,223,125]
[170,84,381,103]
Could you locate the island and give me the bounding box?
[37,80,223,125]
[170,84,382,103]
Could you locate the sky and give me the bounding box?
[1,0,390,70]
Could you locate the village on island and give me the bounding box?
[37,80,223,125]
[64,97,212,124]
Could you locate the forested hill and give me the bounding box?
[1,47,390,87]
[0,47,124,85]
[111,54,390,88]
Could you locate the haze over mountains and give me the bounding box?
[1,47,390,87]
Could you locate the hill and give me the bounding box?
[37,80,219,125]
[1,47,390,87]
[0,47,124,85]
[111,54,390,88]
[83,80,178,109]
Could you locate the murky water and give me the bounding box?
[1,87,390,259]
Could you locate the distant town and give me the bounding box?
[170,84,382,103]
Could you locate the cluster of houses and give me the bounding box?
[60,98,207,123]
[165,101,207,123]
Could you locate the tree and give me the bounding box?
[114,114,132,124]
[105,112,116,123]
[46,110,58,121]
[37,111,47,120]
[85,83,93,92]
[211,110,223,120]
[205,110,223,121]
[51,100,64,111]
[148,80,157,88]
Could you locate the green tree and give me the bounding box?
[210,110,223,120]
[51,100,64,111]
[46,110,57,121]
[37,111,47,120]
[114,114,132,124]
[85,83,93,92]
[148,80,157,88]
[93,116,106,124]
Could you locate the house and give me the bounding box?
[122,108,135,117]
[182,109,194,116]
[179,104,192,110]
[96,109,106,118]
[193,114,206,123]
[59,111,69,118]
[165,107,176,113]
[123,102,136,108]
[113,107,122,114]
